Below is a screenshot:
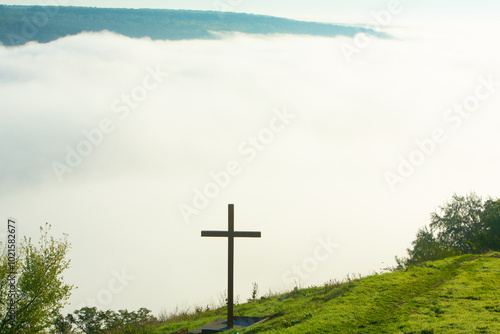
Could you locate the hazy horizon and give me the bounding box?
[1,0,500,23]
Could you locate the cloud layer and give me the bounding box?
[1,20,500,314]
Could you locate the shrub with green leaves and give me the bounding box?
[402,192,500,267]
[0,223,73,333]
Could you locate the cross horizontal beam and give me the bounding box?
[201,231,261,238]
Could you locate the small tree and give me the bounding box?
[405,226,448,266]
[430,192,484,254]
[53,312,75,334]
[481,198,500,251]
[0,223,73,333]
[67,307,105,334]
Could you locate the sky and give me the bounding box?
[1,0,500,320]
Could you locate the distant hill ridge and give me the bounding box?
[0,5,388,46]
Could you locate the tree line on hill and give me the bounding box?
[53,307,156,334]
[0,192,498,332]
[0,5,385,46]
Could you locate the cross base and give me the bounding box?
[188,316,270,333]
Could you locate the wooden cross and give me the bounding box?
[201,204,261,328]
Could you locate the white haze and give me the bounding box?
[1,19,500,315]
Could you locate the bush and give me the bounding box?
[401,192,500,267]
[0,224,73,333]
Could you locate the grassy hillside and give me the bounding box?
[0,5,387,46]
[155,253,500,333]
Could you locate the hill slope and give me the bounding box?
[158,253,500,333]
[0,5,387,46]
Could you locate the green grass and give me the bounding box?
[152,253,500,333]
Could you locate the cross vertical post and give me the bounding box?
[227,204,234,327]
[201,204,261,328]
